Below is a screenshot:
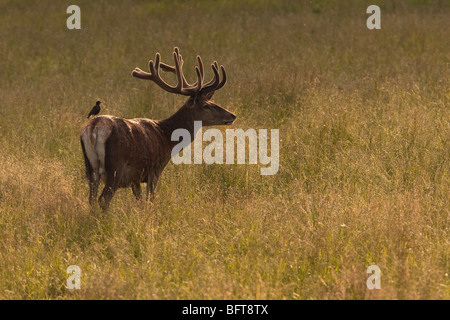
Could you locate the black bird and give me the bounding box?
[87,101,101,118]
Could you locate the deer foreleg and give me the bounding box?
[131,183,142,200]
[146,174,159,201]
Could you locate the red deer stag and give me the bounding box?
[80,47,236,210]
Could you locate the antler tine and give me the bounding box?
[172,51,183,91]
[159,62,175,72]
[131,67,153,79]
[197,55,204,79]
[177,52,184,68]
[154,52,160,75]
[202,62,219,88]
[199,61,225,96]
[215,65,227,91]
[194,66,203,93]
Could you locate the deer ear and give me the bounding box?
[187,96,197,108]
[204,91,215,100]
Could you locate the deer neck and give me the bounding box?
[158,103,201,147]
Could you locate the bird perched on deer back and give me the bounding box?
[87,101,101,118]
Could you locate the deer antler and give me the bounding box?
[132,47,226,96]
[200,62,227,96]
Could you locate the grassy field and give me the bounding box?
[0,0,448,300]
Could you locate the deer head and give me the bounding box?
[132,47,236,126]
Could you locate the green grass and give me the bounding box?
[0,0,448,299]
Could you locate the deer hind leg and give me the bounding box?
[98,173,120,211]
[81,137,100,205]
[89,173,100,205]
[98,168,123,211]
